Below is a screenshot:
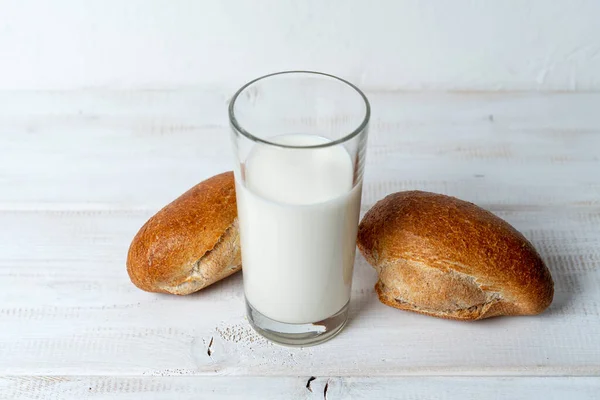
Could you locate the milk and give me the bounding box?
[236,134,362,324]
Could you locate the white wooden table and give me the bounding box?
[1,90,599,399]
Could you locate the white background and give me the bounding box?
[1,0,600,91]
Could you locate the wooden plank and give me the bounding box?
[0,208,598,376]
[1,90,599,389]
[0,91,599,209]
[2,376,600,400]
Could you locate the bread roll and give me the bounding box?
[127,172,241,295]
[357,191,553,320]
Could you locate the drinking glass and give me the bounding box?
[228,71,370,346]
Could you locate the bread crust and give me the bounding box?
[357,191,553,320]
[127,172,241,294]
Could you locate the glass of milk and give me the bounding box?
[228,71,370,346]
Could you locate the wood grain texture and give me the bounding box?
[1,91,599,208]
[0,209,598,377]
[2,376,600,400]
[0,91,599,398]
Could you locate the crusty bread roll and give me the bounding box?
[357,191,554,320]
[127,172,241,295]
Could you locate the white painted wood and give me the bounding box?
[0,91,599,398]
[1,91,599,209]
[1,1,600,91]
[2,376,600,400]
[1,208,599,377]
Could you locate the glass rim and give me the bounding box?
[228,70,371,149]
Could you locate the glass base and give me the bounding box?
[246,299,349,347]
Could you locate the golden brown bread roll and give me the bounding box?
[357,191,554,320]
[127,172,241,295]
